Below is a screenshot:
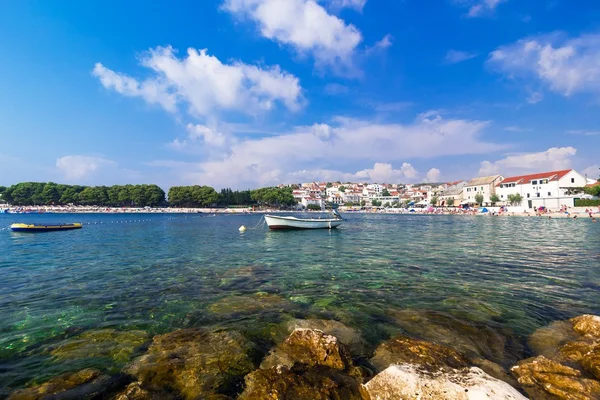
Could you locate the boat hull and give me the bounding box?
[265,215,343,230]
[10,223,83,232]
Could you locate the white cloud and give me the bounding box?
[488,33,600,98]
[325,0,367,12]
[366,34,393,55]
[504,126,532,132]
[56,156,118,180]
[568,129,600,136]
[426,168,441,182]
[527,91,543,104]
[324,83,349,95]
[355,162,417,182]
[445,50,477,64]
[154,112,502,188]
[222,0,363,75]
[94,46,303,118]
[466,0,506,17]
[478,147,577,176]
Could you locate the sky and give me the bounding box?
[1,0,599,189]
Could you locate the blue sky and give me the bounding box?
[1,0,599,189]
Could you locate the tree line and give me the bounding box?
[0,182,297,208]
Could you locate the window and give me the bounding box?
[501,195,504,198]
[481,187,484,191]
[571,178,575,183]
[532,180,538,185]
[537,193,540,198]
[527,193,530,198]
[540,179,548,184]
[548,192,551,196]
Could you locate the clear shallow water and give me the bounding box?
[1,213,599,392]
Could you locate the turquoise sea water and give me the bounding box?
[1,212,599,393]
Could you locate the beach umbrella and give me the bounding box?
[409,209,416,213]
[479,207,489,213]
[408,201,415,206]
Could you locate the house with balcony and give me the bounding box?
[496,169,587,209]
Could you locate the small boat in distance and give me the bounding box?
[10,223,83,232]
[265,210,343,230]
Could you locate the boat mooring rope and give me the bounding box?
[239,215,266,232]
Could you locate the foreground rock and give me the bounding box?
[512,355,600,400]
[261,328,352,370]
[239,364,364,400]
[370,335,470,372]
[125,328,255,399]
[8,368,127,400]
[49,329,148,364]
[528,320,579,358]
[363,364,526,400]
[571,315,600,338]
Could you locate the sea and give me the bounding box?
[1,212,599,393]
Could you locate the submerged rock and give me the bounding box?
[471,357,519,388]
[261,328,352,370]
[49,329,148,364]
[281,319,369,357]
[218,265,273,291]
[8,368,128,400]
[363,364,526,400]
[370,335,469,372]
[238,364,364,400]
[388,308,523,365]
[125,328,255,400]
[207,292,292,316]
[511,355,600,399]
[528,320,579,358]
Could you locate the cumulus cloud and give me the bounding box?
[169,123,234,155]
[365,34,393,55]
[444,50,477,64]
[56,155,118,180]
[222,0,363,75]
[426,168,441,182]
[478,147,577,177]
[153,112,502,188]
[93,46,303,118]
[355,162,417,182]
[488,33,600,98]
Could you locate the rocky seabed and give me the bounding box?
[7,314,600,400]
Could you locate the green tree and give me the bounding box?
[430,196,438,206]
[383,202,391,208]
[372,199,382,207]
[391,201,400,208]
[338,186,346,192]
[507,193,523,206]
[446,198,455,207]
[490,194,500,206]
[326,182,332,188]
[584,184,600,197]
[307,204,322,211]
[41,183,60,204]
[474,193,484,206]
[382,188,391,197]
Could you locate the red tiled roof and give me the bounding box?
[496,169,572,187]
[587,182,600,187]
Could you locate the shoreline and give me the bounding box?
[1,205,599,219]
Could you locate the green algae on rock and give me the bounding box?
[511,355,600,400]
[207,292,292,316]
[49,329,148,364]
[8,368,127,400]
[125,328,255,400]
[370,334,470,372]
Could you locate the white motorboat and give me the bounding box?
[265,210,343,230]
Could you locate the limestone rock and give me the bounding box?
[559,339,600,364]
[571,315,600,339]
[261,328,352,371]
[49,329,148,364]
[238,364,364,400]
[511,355,600,399]
[8,368,127,400]
[283,319,369,357]
[125,328,255,400]
[529,320,579,358]
[363,364,527,400]
[581,349,600,381]
[112,382,160,400]
[471,357,519,388]
[370,335,470,372]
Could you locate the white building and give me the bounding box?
[342,192,362,204]
[463,175,504,205]
[496,169,587,209]
[301,196,325,209]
